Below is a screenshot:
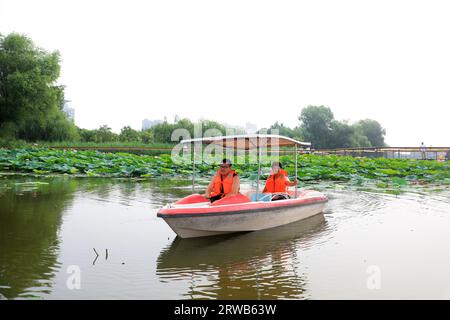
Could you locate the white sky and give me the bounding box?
[1,0,449,146]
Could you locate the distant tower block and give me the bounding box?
[63,100,75,122]
[142,118,163,130]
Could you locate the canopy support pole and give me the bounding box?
[192,144,195,193]
[294,144,298,198]
[255,146,261,201]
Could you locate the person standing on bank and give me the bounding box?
[204,159,240,202]
[420,142,427,160]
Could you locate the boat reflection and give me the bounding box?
[157,213,328,299]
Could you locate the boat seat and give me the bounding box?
[248,192,291,202]
[249,193,272,202]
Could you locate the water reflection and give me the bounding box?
[1,174,449,299]
[0,175,199,299]
[0,176,77,299]
[157,214,328,299]
[74,178,195,208]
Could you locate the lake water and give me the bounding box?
[1,174,449,299]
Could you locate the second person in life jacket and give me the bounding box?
[204,159,240,202]
[263,161,297,194]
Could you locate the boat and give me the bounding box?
[157,134,328,238]
[156,214,327,299]
[157,213,327,270]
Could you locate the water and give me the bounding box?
[0,174,449,299]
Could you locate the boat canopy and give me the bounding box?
[180,134,310,150]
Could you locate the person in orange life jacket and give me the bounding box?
[262,161,297,193]
[204,158,240,202]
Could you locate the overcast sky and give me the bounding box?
[1,0,449,146]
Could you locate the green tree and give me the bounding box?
[329,120,355,148]
[200,119,226,137]
[0,33,78,141]
[140,129,154,143]
[93,125,118,143]
[349,125,372,147]
[299,105,334,149]
[119,126,140,142]
[174,118,194,138]
[78,128,96,142]
[151,121,177,143]
[152,118,227,143]
[151,118,247,143]
[260,121,298,138]
[355,119,386,147]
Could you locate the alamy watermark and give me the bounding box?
[66,265,81,290]
[169,124,284,165]
[366,265,381,290]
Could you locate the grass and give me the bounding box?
[0,140,176,155]
[34,141,175,149]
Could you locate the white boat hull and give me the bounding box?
[161,201,327,238]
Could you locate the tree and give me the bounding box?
[151,121,177,143]
[299,105,334,149]
[151,118,230,143]
[261,121,299,138]
[44,112,80,142]
[119,126,140,142]
[140,130,154,144]
[0,33,78,141]
[93,125,118,143]
[174,118,194,137]
[349,129,372,147]
[199,119,226,137]
[329,120,355,148]
[355,119,386,147]
[297,106,386,148]
[78,128,96,142]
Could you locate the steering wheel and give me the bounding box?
[270,193,290,201]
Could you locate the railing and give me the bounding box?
[314,146,450,153]
[313,147,450,160]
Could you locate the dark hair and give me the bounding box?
[222,158,232,166]
[272,161,282,169]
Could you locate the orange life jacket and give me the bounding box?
[211,169,238,196]
[264,168,289,193]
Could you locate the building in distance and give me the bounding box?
[142,119,163,130]
[63,100,75,122]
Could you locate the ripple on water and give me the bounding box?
[2,175,450,299]
[156,214,328,299]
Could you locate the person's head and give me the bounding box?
[271,161,282,174]
[219,158,232,174]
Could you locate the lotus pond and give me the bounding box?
[1,148,450,299]
[1,148,449,189]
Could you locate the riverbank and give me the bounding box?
[0,140,175,155]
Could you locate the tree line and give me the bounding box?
[261,105,386,148]
[77,119,245,144]
[1,33,386,149]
